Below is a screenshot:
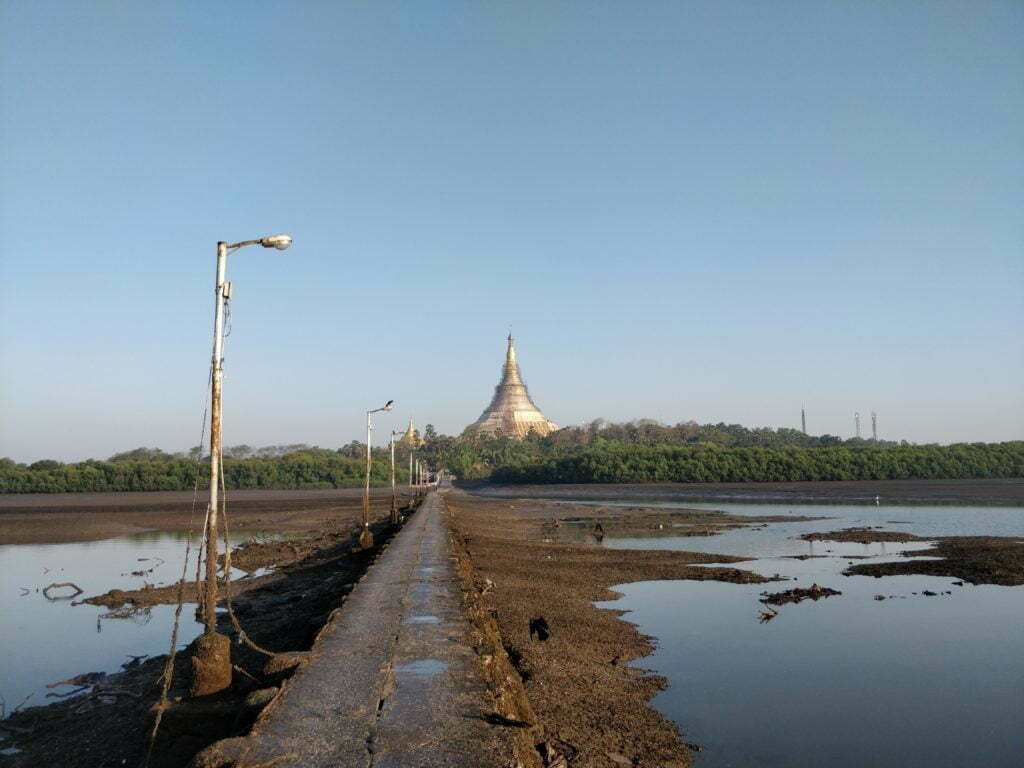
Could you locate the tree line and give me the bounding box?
[4,421,1021,493]
[416,420,1024,484]
[486,442,1024,484]
[0,445,411,494]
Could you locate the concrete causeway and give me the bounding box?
[213,490,516,767]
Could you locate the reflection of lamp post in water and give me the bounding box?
[362,400,394,548]
[194,234,292,698]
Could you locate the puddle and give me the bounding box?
[393,658,447,678]
[416,566,436,576]
[406,614,441,624]
[591,501,1024,767]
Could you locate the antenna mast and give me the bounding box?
[801,407,806,435]
[871,411,878,442]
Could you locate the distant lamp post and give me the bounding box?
[194,234,292,698]
[389,429,402,525]
[408,448,415,492]
[362,400,394,548]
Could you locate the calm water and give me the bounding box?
[587,501,1024,768]
[0,531,274,715]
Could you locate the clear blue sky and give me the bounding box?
[1,1,1021,462]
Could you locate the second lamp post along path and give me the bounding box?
[361,400,394,549]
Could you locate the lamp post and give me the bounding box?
[389,429,402,525]
[408,448,415,493]
[362,400,394,548]
[193,234,291,698]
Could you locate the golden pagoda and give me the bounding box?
[398,417,423,447]
[464,333,558,439]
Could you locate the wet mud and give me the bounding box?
[796,527,1024,586]
[445,491,769,768]
[760,584,842,605]
[0,488,373,545]
[846,536,1024,586]
[470,478,1024,505]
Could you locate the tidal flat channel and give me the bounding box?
[587,501,1024,768]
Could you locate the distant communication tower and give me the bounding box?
[801,407,807,435]
[854,411,861,439]
[871,411,878,442]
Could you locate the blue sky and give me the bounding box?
[1,1,1021,462]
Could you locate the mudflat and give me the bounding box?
[445,490,772,768]
[472,478,1024,505]
[0,488,378,545]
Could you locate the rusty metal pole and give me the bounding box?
[192,241,232,696]
[389,430,400,525]
[205,242,227,633]
[361,401,393,548]
[361,409,374,548]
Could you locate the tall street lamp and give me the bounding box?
[389,429,402,525]
[194,234,292,698]
[362,400,394,548]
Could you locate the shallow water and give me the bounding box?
[589,501,1024,768]
[0,530,276,715]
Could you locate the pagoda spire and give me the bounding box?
[464,333,558,439]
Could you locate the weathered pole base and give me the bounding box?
[190,631,232,697]
[358,526,374,550]
[389,508,401,526]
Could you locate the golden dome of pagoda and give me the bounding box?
[464,333,558,439]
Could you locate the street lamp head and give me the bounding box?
[260,234,292,250]
[383,400,394,411]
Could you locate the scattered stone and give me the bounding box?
[529,616,550,641]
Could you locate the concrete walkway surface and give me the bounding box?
[216,491,517,767]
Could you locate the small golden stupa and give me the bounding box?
[398,417,423,447]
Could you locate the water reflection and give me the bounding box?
[0,530,272,715]
[592,502,1024,767]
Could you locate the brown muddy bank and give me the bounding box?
[796,526,1024,586]
[847,536,1024,586]
[0,487,395,545]
[0,493,417,768]
[469,478,1024,505]
[445,491,771,768]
